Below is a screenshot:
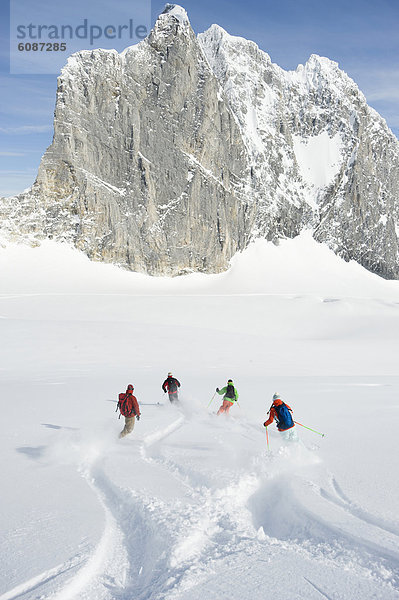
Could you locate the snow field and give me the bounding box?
[1,235,399,599]
[293,132,344,190]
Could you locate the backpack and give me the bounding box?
[167,377,178,393]
[118,393,136,418]
[274,402,294,430]
[225,384,236,399]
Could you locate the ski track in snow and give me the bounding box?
[302,577,334,600]
[251,475,399,590]
[321,476,399,539]
[53,415,191,600]
[0,556,86,600]
[5,406,399,600]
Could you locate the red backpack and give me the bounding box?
[117,393,136,418]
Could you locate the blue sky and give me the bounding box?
[1,0,398,197]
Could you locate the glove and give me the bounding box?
[164,389,167,393]
[216,387,219,392]
[136,415,140,421]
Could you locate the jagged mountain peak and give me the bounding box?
[202,23,256,44]
[199,23,273,67]
[303,53,340,71]
[62,4,193,72]
[290,53,360,95]
[160,4,190,25]
[149,3,195,52]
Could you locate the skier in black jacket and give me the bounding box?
[162,372,181,403]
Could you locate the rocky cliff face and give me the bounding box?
[1,6,254,275]
[1,4,399,278]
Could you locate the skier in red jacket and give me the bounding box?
[118,384,140,439]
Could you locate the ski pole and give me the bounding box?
[265,426,270,451]
[208,391,216,408]
[294,421,325,437]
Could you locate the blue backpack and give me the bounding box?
[274,403,294,430]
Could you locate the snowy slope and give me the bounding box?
[292,132,344,190]
[1,236,399,600]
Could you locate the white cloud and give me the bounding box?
[366,88,399,103]
[0,125,52,135]
[0,151,26,156]
[0,169,37,197]
[349,67,399,102]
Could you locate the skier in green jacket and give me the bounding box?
[216,379,239,415]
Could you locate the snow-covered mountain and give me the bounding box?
[199,26,399,278]
[1,3,399,277]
